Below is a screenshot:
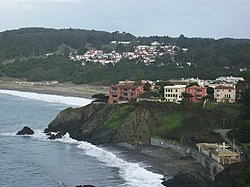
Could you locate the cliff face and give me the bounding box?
[45,103,115,143]
[45,102,237,145]
[45,102,175,144]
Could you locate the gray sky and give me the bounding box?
[0,0,249,39]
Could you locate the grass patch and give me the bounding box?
[103,104,134,131]
[154,113,184,134]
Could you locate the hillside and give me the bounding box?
[0,28,250,85]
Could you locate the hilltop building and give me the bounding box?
[214,85,236,103]
[108,81,144,104]
[185,85,207,102]
[164,85,186,103]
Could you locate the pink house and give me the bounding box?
[108,81,144,104]
[185,85,207,102]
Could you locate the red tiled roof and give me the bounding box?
[187,85,204,89]
[215,85,235,90]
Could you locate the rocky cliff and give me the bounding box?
[45,102,160,144]
[44,101,230,145]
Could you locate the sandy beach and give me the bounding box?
[0,77,109,99]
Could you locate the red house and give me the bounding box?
[185,85,207,102]
[108,81,144,104]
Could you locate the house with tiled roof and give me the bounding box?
[214,85,236,103]
[108,81,144,104]
[185,85,207,102]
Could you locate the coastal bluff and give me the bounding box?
[44,101,227,145]
[44,102,154,144]
[44,102,249,187]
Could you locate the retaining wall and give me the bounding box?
[151,137,224,178]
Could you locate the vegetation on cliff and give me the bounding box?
[45,101,244,146]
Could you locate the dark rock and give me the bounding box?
[162,171,211,187]
[213,161,250,187]
[45,104,116,144]
[16,126,34,135]
[75,185,96,187]
[47,132,63,140]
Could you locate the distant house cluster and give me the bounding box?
[108,76,244,104]
[70,50,122,65]
[69,41,187,65]
[123,43,185,64]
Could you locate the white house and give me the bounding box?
[164,85,186,103]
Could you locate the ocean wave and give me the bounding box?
[0,89,92,107]
[55,133,164,187]
[1,130,164,186]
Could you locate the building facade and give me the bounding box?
[108,81,144,104]
[197,143,240,165]
[214,85,236,103]
[185,85,207,102]
[164,85,186,103]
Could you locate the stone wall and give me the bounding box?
[151,137,224,178]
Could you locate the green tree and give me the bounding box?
[143,82,151,91]
[92,93,109,102]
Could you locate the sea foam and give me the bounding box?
[55,133,164,187]
[1,131,164,186]
[0,89,92,107]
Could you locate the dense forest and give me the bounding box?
[0,27,250,84]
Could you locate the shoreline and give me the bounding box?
[1,79,210,185]
[112,143,210,184]
[0,79,109,99]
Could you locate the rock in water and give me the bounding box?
[16,126,34,135]
[47,132,63,140]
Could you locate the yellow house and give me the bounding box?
[164,85,186,103]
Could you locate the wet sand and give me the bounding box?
[0,78,109,99]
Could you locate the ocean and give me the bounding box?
[0,90,164,187]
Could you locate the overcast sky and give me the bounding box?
[0,0,249,39]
